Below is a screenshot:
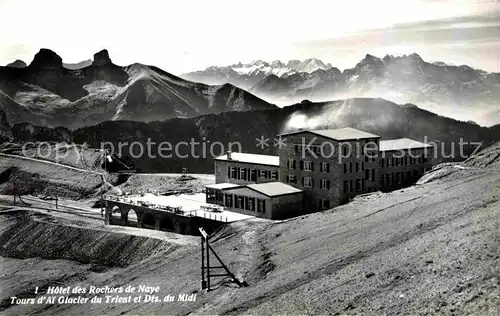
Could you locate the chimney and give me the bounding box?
[226,151,232,160]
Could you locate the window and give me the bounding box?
[356,179,362,192]
[207,189,216,200]
[288,159,296,170]
[365,169,370,180]
[250,169,257,181]
[344,163,348,173]
[310,145,322,156]
[342,145,348,157]
[321,162,329,173]
[257,199,266,213]
[320,179,330,190]
[236,196,244,209]
[225,194,233,207]
[240,168,246,180]
[229,166,236,178]
[303,177,313,188]
[248,197,255,211]
[321,199,330,209]
[303,161,313,171]
[271,171,278,180]
[343,181,349,193]
[287,175,297,184]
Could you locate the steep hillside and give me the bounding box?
[0,49,276,129]
[1,144,499,315]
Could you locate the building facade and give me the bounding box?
[209,127,435,219]
[278,128,381,210]
[378,138,433,191]
[206,182,303,220]
[214,152,279,185]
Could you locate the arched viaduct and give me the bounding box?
[104,199,224,236]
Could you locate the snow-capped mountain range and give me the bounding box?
[182,58,334,87]
[182,54,500,126]
[231,58,333,77]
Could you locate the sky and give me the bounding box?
[0,0,499,74]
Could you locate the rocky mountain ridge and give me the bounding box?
[0,49,276,129]
[183,53,500,126]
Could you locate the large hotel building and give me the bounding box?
[205,127,433,220]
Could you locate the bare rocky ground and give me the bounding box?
[0,146,499,315]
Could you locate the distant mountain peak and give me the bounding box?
[6,60,27,68]
[29,48,63,69]
[356,54,384,69]
[92,49,112,66]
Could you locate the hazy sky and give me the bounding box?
[0,0,499,74]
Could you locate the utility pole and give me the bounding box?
[199,227,247,292]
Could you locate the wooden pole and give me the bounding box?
[201,236,205,289]
[206,238,210,291]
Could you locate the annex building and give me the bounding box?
[206,127,433,220]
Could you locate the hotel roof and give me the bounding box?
[280,127,380,141]
[215,152,280,167]
[246,182,302,197]
[205,183,242,190]
[379,138,433,151]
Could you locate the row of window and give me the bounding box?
[224,194,266,213]
[293,141,379,157]
[228,166,278,181]
[343,179,367,194]
[287,159,331,173]
[380,170,421,186]
[286,175,331,189]
[380,156,428,168]
[343,161,365,173]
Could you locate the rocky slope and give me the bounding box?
[183,54,500,126]
[5,60,27,68]
[1,142,499,315]
[0,49,276,129]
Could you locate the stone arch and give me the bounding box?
[110,205,121,223]
[179,222,187,235]
[142,212,156,228]
[125,208,139,227]
[159,216,175,232]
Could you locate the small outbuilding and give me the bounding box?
[220,182,303,220]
